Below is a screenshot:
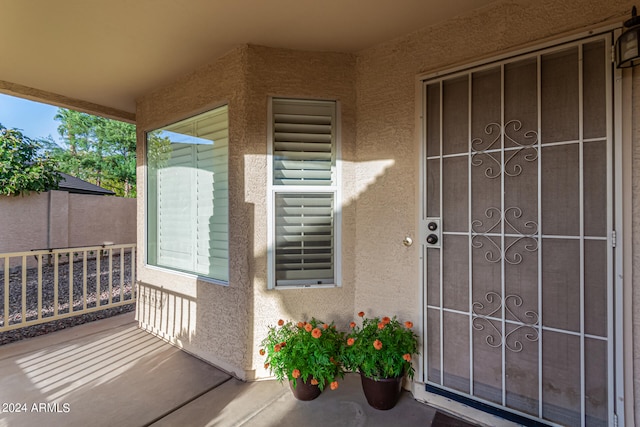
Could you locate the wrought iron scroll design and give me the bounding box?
[471,120,538,179]
[470,119,539,265]
[471,207,538,265]
[472,292,539,353]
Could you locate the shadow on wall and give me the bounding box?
[245,156,405,380]
[137,282,197,347]
[137,153,404,381]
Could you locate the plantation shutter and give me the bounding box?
[193,108,229,281]
[150,105,229,282]
[271,99,337,287]
[275,193,334,285]
[157,144,194,271]
[272,100,333,186]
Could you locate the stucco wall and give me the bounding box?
[0,193,49,254]
[244,45,357,380]
[0,190,135,267]
[67,193,136,247]
[135,45,357,380]
[136,46,251,378]
[353,0,637,421]
[135,0,638,418]
[354,0,634,325]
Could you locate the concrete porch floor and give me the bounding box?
[0,313,517,427]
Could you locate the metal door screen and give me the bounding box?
[422,35,612,426]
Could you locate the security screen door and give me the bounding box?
[422,34,613,426]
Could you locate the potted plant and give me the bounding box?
[260,318,344,401]
[341,311,419,410]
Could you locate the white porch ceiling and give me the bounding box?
[0,0,498,115]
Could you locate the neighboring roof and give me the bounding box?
[58,173,115,196]
[0,0,498,117]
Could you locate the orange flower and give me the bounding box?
[330,381,339,390]
[382,316,391,324]
[378,322,385,329]
[274,344,281,352]
[292,369,301,379]
[310,378,319,385]
[347,337,355,346]
[259,348,265,356]
[358,311,365,317]
[311,328,322,339]
[323,323,329,330]
[264,363,270,369]
[373,339,383,350]
[277,319,285,326]
[349,321,356,328]
[297,321,304,328]
[304,323,313,332]
[404,321,413,329]
[403,353,412,362]
[280,341,287,348]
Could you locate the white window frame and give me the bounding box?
[145,104,229,285]
[267,97,342,289]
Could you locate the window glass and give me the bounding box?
[147,105,228,282]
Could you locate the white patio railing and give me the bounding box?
[0,244,136,332]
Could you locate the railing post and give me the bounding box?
[83,250,88,311]
[4,257,9,329]
[21,255,27,324]
[69,251,74,314]
[54,252,59,318]
[108,249,113,305]
[96,253,101,308]
[37,254,43,321]
[120,247,124,302]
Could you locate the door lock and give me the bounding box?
[423,218,441,248]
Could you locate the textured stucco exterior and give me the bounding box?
[0,191,136,268]
[351,0,637,422]
[135,0,639,420]
[136,46,356,379]
[136,47,250,377]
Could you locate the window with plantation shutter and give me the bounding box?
[146,105,229,283]
[268,98,341,288]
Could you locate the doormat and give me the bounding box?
[431,411,479,427]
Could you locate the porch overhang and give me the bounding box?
[0,0,499,119]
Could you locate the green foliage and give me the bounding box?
[260,318,344,391]
[49,109,137,197]
[341,313,419,380]
[147,131,172,169]
[0,124,61,196]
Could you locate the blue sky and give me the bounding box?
[0,93,63,146]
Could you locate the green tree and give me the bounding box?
[50,109,137,197]
[0,124,61,196]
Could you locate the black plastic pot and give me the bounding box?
[360,373,403,410]
[288,378,322,401]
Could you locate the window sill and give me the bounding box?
[144,264,229,287]
[272,283,340,290]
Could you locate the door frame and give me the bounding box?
[613,27,634,427]
[414,24,633,426]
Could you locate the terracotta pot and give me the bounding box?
[360,373,403,410]
[288,378,322,401]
